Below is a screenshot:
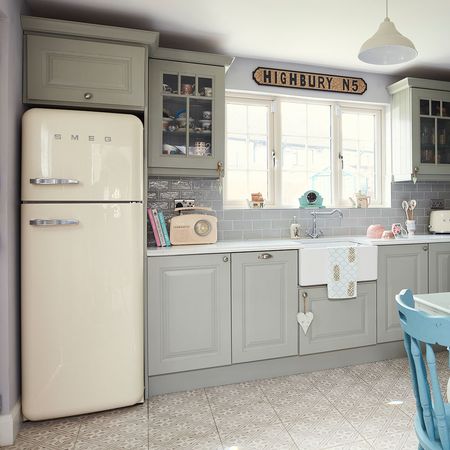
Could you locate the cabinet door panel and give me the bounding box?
[232,251,298,363]
[148,254,230,375]
[377,244,428,343]
[299,282,376,355]
[26,35,145,109]
[429,243,450,293]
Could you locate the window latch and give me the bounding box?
[338,153,344,169]
[272,150,276,167]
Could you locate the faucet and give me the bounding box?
[307,209,344,239]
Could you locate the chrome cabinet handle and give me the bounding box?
[29,219,79,226]
[30,178,79,185]
[423,245,428,251]
[258,253,273,260]
[84,92,93,100]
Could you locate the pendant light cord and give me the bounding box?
[386,0,389,18]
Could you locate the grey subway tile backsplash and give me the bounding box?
[147,176,450,245]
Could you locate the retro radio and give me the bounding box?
[169,207,217,245]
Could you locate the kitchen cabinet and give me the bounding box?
[148,51,232,177]
[231,250,298,363]
[429,242,450,293]
[148,253,231,375]
[298,282,376,355]
[377,244,429,343]
[22,16,158,110]
[388,78,450,181]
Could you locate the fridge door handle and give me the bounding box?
[29,219,80,226]
[30,178,80,185]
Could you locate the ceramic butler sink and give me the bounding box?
[298,240,377,286]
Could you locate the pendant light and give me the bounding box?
[358,0,417,65]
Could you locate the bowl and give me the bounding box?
[366,224,385,239]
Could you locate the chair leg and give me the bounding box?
[418,445,424,450]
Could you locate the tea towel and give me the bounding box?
[327,246,357,299]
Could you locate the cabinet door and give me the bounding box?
[377,244,428,343]
[25,35,145,109]
[412,88,450,176]
[232,250,298,363]
[429,243,450,293]
[148,59,225,176]
[148,254,231,375]
[299,282,376,355]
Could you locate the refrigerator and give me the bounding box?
[21,108,144,421]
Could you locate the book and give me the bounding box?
[158,210,171,247]
[147,208,161,246]
[152,208,166,247]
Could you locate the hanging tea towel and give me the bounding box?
[327,246,357,299]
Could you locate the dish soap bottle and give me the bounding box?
[290,216,301,239]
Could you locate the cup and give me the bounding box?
[405,220,416,237]
[192,141,211,156]
[202,111,212,120]
[162,84,172,93]
[203,87,212,97]
[180,84,194,95]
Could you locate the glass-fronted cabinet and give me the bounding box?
[148,58,226,177]
[388,78,450,182]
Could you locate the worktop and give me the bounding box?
[147,234,450,256]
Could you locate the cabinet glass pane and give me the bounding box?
[180,75,195,95]
[188,98,213,156]
[420,99,430,115]
[162,73,178,94]
[420,117,435,163]
[443,102,450,118]
[432,100,441,116]
[437,119,450,164]
[198,77,213,97]
[162,96,187,156]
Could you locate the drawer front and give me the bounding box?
[26,35,145,109]
[299,282,376,355]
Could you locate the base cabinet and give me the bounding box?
[231,250,298,363]
[429,243,450,293]
[377,244,428,343]
[148,254,231,375]
[298,282,376,355]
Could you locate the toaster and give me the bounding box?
[169,207,217,245]
[429,210,450,233]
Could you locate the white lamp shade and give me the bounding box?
[358,18,417,65]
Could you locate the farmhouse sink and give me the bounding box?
[298,240,378,286]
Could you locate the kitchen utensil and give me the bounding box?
[202,87,212,97]
[355,191,370,208]
[381,230,395,239]
[405,219,416,237]
[392,223,407,238]
[199,119,212,131]
[402,200,409,219]
[180,83,194,95]
[409,199,417,218]
[366,224,385,239]
[202,111,212,120]
[162,84,172,93]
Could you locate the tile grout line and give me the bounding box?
[204,387,225,450]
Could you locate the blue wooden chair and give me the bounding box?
[396,289,450,450]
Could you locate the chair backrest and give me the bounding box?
[396,289,450,449]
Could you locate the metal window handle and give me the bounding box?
[258,253,273,260]
[29,219,79,226]
[30,178,80,185]
[84,92,93,100]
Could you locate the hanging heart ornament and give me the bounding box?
[297,312,314,334]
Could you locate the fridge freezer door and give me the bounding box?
[22,109,143,202]
[21,203,144,420]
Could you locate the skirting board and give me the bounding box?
[147,341,406,396]
[0,399,21,447]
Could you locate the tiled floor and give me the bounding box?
[5,353,449,449]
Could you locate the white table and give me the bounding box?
[414,292,450,401]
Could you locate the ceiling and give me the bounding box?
[25,0,450,79]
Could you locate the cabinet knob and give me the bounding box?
[258,253,273,260]
[223,256,229,262]
[423,245,428,251]
[84,92,93,100]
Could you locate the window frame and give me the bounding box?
[225,92,387,209]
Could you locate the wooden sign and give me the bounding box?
[252,67,367,95]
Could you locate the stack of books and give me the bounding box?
[147,208,171,247]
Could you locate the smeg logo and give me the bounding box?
[53,134,112,142]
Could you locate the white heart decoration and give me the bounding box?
[297,312,314,334]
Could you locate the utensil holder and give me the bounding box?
[406,219,416,237]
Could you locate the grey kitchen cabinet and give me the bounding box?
[231,250,298,363]
[429,242,450,293]
[148,253,231,375]
[148,56,229,177]
[377,244,429,343]
[388,78,450,182]
[298,282,376,355]
[25,34,146,110]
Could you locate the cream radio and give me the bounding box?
[170,207,217,245]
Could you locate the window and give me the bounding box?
[224,95,384,208]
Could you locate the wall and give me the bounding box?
[147,177,450,244]
[0,0,24,426]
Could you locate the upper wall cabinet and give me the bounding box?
[388,77,450,182]
[22,16,158,111]
[148,49,233,178]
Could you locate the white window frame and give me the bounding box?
[224,95,275,209]
[225,92,387,209]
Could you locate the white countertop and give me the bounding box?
[147,234,450,257]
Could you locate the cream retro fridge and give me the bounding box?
[21,109,144,421]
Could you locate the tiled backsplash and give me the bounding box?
[147,177,450,245]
